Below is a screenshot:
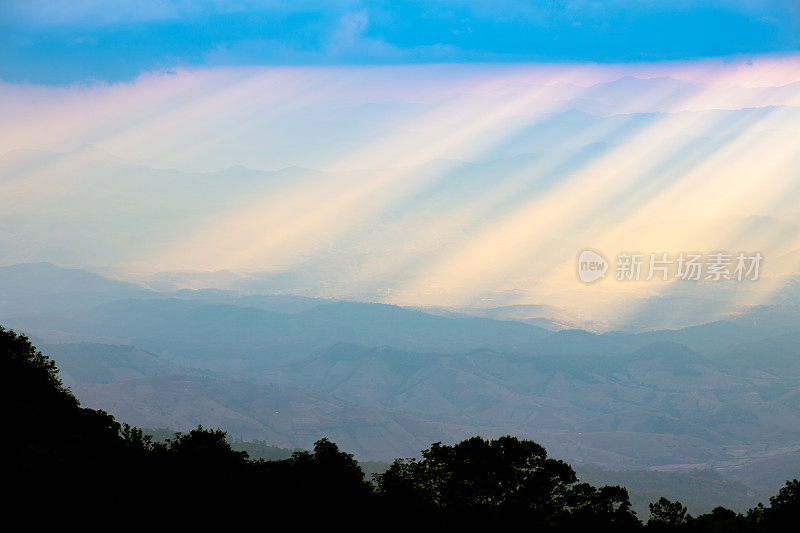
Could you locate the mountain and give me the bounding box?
[445,303,600,331]
[4,263,800,481]
[532,329,628,356]
[605,321,771,354]
[42,340,473,460]
[0,262,141,297]
[295,301,551,353]
[73,375,474,460]
[4,320,793,528]
[727,305,800,336]
[6,294,551,364]
[253,339,800,471]
[574,465,760,519]
[41,342,181,384]
[723,449,800,494]
[0,262,151,319]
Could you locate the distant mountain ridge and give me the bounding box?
[3,262,800,496]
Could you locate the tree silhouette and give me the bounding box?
[647,497,689,528]
[566,482,640,529]
[376,435,638,528]
[760,479,800,531]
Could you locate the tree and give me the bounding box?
[647,497,689,528]
[689,506,750,532]
[1,327,149,515]
[287,438,373,506]
[376,435,638,528]
[566,482,640,530]
[760,479,800,531]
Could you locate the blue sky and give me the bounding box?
[1,1,799,84]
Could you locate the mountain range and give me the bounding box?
[2,261,800,510]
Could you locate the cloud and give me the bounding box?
[326,10,398,58]
[2,2,800,85]
[2,60,800,323]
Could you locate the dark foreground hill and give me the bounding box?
[4,325,800,530]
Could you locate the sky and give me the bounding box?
[2,1,800,84]
[1,2,800,328]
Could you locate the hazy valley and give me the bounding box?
[3,262,800,515]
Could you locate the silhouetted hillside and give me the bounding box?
[5,325,800,530]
